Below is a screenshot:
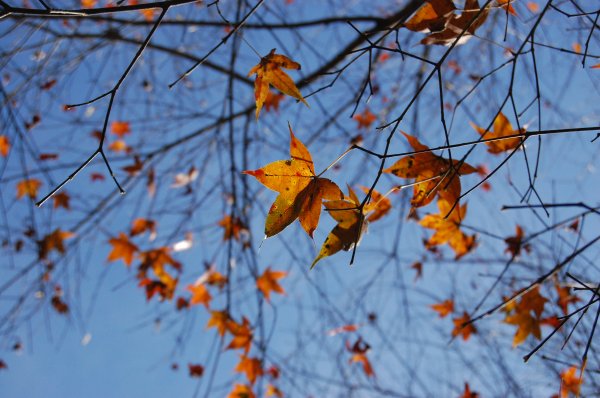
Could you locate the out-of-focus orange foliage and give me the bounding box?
[187,283,211,308]
[107,233,139,266]
[243,126,342,238]
[52,191,70,210]
[226,317,253,353]
[419,199,476,259]
[560,366,582,398]
[38,229,74,260]
[503,287,548,347]
[0,135,9,157]
[504,225,531,257]
[384,132,477,208]
[256,267,287,301]
[110,121,131,137]
[470,112,526,154]
[460,382,480,398]
[207,310,230,337]
[137,247,181,301]
[452,312,476,341]
[130,218,157,239]
[431,299,454,318]
[16,178,42,200]
[218,215,247,241]
[263,91,285,113]
[228,384,255,398]
[248,49,307,119]
[80,0,96,8]
[353,108,377,130]
[555,283,581,315]
[347,338,375,377]
[266,384,284,398]
[235,355,263,385]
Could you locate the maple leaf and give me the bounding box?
[187,283,212,308]
[383,132,477,208]
[235,355,263,385]
[256,267,287,301]
[504,224,531,257]
[207,310,231,337]
[227,317,253,353]
[107,233,139,266]
[517,287,548,318]
[431,299,454,318]
[108,139,129,153]
[353,108,377,130]
[555,283,581,315]
[346,337,375,377]
[137,248,180,301]
[415,0,490,46]
[452,312,476,340]
[419,199,476,259]
[460,382,480,398]
[218,215,247,241]
[38,229,74,260]
[52,191,70,210]
[0,135,10,157]
[265,384,283,398]
[560,366,582,398]
[411,261,423,281]
[188,363,204,378]
[248,49,307,119]
[228,384,256,398]
[312,186,391,268]
[243,126,343,237]
[81,0,96,7]
[505,311,541,347]
[130,218,157,240]
[497,0,517,16]
[111,121,131,137]
[16,178,42,200]
[470,112,526,154]
[51,294,69,314]
[263,91,285,113]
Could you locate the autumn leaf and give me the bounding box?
[188,363,204,378]
[555,283,581,315]
[38,229,74,260]
[504,225,531,257]
[460,382,480,398]
[207,310,230,337]
[243,126,343,237]
[517,287,548,318]
[51,293,69,314]
[248,49,307,119]
[81,0,97,8]
[266,384,283,398]
[503,286,547,346]
[16,178,42,200]
[137,248,181,301]
[347,338,374,377]
[111,121,131,137]
[235,355,263,385]
[560,366,582,398]
[431,299,454,318]
[256,267,287,301]
[419,0,490,46]
[419,198,476,259]
[404,0,456,33]
[228,384,256,398]
[353,108,377,130]
[470,112,526,154]
[187,283,211,308]
[383,132,477,208]
[326,324,362,336]
[218,215,247,241]
[107,233,139,266]
[411,261,423,281]
[0,360,6,370]
[130,218,157,240]
[226,317,253,353]
[311,186,391,268]
[52,191,70,210]
[0,135,10,157]
[452,312,476,341]
[497,0,517,16]
[263,91,285,113]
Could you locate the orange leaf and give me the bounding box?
[0,135,10,157]
[504,311,541,347]
[38,229,75,260]
[52,191,70,210]
[16,178,42,200]
[256,267,287,301]
[187,283,211,308]
[218,215,247,241]
[452,312,477,341]
[383,132,476,208]
[460,382,480,398]
[227,317,253,353]
[207,310,231,337]
[130,218,157,239]
[431,299,454,318]
[228,384,255,398]
[111,121,131,137]
[107,233,139,266]
[243,126,343,238]
[560,366,582,398]
[265,384,283,398]
[470,112,526,154]
[353,108,377,130]
[555,283,581,315]
[504,225,531,257]
[248,49,307,119]
[350,353,375,377]
[235,355,263,385]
